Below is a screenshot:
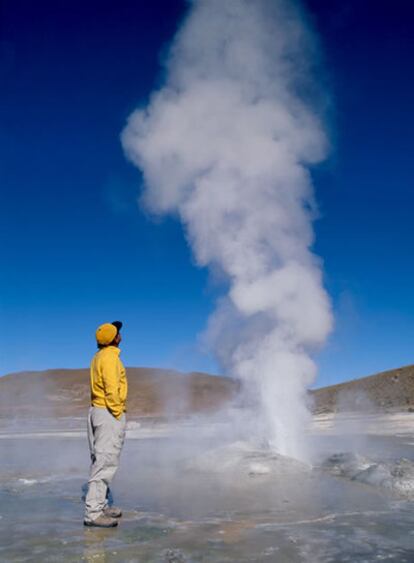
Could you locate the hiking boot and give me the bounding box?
[103,506,122,518]
[84,514,118,528]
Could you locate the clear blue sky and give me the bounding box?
[1,0,413,386]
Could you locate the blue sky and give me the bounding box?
[1,0,413,386]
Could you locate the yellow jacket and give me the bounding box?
[90,346,127,419]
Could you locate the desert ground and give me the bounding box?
[0,366,413,562]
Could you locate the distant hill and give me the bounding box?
[311,364,414,414]
[1,364,413,419]
[0,368,239,419]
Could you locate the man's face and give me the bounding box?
[115,332,122,345]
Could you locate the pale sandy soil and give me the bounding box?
[1,411,414,442]
[312,411,414,437]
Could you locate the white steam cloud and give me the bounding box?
[122,0,332,459]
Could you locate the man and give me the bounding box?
[84,320,128,528]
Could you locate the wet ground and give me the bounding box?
[1,416,414,562]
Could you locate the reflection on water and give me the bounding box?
[0,420,414,562]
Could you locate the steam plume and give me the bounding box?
[122,0,332,459]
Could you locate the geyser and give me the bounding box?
[121,0,332,459]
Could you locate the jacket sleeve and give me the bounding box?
[101,354,123,419]
[119,362,128,411]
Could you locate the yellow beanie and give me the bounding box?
[96,323,117,345]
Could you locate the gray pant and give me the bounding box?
[84,406,126,522]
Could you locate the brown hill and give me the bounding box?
[1,364,413,420]
[311,364,414,414]
[0,368,239,419]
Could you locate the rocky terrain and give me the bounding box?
[311,364,414,414]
